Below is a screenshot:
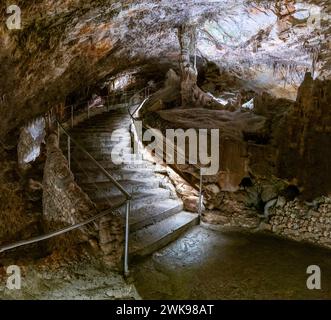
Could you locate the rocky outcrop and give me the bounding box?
[42,133,98,250]
[17,117,46,172]
[0,158,34,247]
[2,0,327,141]
[264,196,331,249]
[276,73,331,200]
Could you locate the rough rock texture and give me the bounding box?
[0,244,139,300]
[178,24,224,110]
[202,194,331,250]
[167,167,200,213]
[144,103,266,192]
[17,117,46,172]
[42,133,98,250]
[0,158,34,246]
[202,193,261,230]
[265,196,331,249]
[142,70,331,250]
[43,132,124,268]
[0,0,329,139]
[276,73,331,200]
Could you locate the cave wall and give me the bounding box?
[0,157,33,246]
[42,132,124,268]
[42,133,98,250]
[266,197,331,248]
[142,72,331,250]
[276,73,331,200]
[202,195,331,250]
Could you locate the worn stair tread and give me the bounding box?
[73,168,155,182]
[129,211,199,257]
[127,199,184,232]
[63,107,199,258]
[70,158,153,168]
[92,188,172,209]
[79,178,160,191]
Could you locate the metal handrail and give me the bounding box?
[0,206,123,254]
[0,112,133,277]
[57,121,131,200]
[57,120,132,276]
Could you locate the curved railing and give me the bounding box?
[0,102,134,276]
[128,94,204,216]
[57,121,132,276]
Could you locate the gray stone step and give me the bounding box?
[70,151,144,162]
[73,168,154,182]
[74,123,131,129]
[100,199,183,234]
[127,199,184,232]
[67,132,128,138]
[79,178,160,193]
[129,211,199,258]
[71,159,155,170]
[71,127,131,133]
[61,108,199,260]
[72,166,154,181]
[61,145,133,159]
[92,188,172,211]
[64,146,133,156]
[61,135,131,144]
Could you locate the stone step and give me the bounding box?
[93,188,172,211]
[78,178,160,193]
[74,122,131,129]
[61,143,132,156]
[71,127,131,133]
[100,199,183,234]
[65,132,126,138]
[129,211,199,258]
[127,199,184,232]
[71,159,155,170]
[61,134,131,143]
[70,152,143,163]
[73,167,154,182]
[61,109,199,259]
[62,146,133,156]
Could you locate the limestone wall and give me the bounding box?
[202,195,331,250]
[42,133,98,250]
[265,197,331,249]
[42,133,124,269]
[0,158,32,246]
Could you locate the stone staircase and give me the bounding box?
[61,108,199,259]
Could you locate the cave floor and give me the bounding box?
[132,226,331,300]
[0,248,140,300]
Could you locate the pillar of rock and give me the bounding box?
[178,24,199,108]
[178,24,224,110]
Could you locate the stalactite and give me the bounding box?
[178,24,225,110]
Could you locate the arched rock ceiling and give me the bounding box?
[0,0,330,137]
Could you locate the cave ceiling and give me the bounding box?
[0,0,330,138]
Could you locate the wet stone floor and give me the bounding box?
[132,226,331,300]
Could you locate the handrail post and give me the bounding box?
[67,135,71,170]
[124,199,131,277]
[198,169,203,216]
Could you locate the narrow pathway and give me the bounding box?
[62,108,199,258]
